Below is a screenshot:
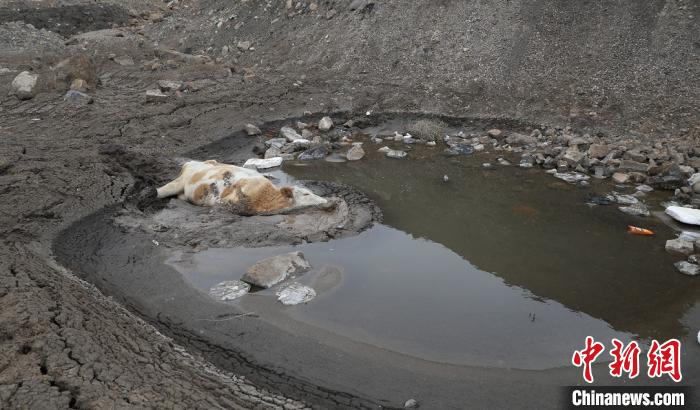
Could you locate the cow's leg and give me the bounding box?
[156,177,185,198]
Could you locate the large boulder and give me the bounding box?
[11,71,38,100]
[665,206,700,226]
[241,252,312,288]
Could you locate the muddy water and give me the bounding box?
[168,146,700,370]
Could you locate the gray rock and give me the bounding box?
[70,78,88,93]
[588,144,612,159]
[666,238,695,255]
[553,172,590,184]
[157,80,183,92]
[241,252,311,289]
[280,126,303,142]
[562,148,585,166]
[265,138,287,149]
[612,172,630,184]
[346,144,365,161]
[265,146,282,159]
[688,254,700,264]
[298,145,330,161]
[386,149,407,159]
[674,261,700,276]
[318,116,334,132]
[145,89,168,102]
[209,280,251,301]
[113,55,134,66]
[237,40,252,51]
[618,203,650,217]
[444,144,474,156]
[11,71,38,100]
[243,157,283,170]
[636,184,654,193]
[487,128,502,138]
[505,133,537,146]
[276,282,316,305]
[291,139,313,150]
[608,193,639,205]
[618,159,649,173]
[63,90,93,105]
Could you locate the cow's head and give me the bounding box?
[281,186,328,208]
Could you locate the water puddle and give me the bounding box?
[167,146,700,370]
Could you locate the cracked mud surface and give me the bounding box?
[0,0,697,408]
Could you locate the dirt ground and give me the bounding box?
[0,0,697,408]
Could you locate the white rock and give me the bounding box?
[318,116,334,132]
[688,173,700,187]
[276,282,316,305]
[346,144,365,161]
[386,149,407,159]
[426,141,436,147]
[244,123,262,136]
[280,126,303,142]
[209,280,251,301]
[11,71,38,100]
[377,146,391,153]
[145,89,168,102]
[674,261,700,276]
[243,157,283,170]
[241,252,311,289]
[666,238,695,255]
[665,206,700,226]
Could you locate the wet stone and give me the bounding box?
[209,280,251,301]
[276,282,316,305]
[241,252,312,289]
[674,261,700,276]
[298,145,330,161]
[346,144,365,161]
[386,149,407,159]
[666,238,695,256]
[618,203,650,217]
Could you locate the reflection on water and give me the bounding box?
[168,146,700,369]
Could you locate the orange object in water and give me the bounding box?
[627,226,654,236]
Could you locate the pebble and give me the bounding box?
[11,71,38,100]
[318,116,334,132]
[245,123,262,136]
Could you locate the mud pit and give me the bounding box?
[52,114,700,408]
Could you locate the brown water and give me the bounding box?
[168,146,700,370]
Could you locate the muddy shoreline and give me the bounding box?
[1,0,698,409]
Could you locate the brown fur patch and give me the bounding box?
[281,186,293,198]
[189,171,207,185]
[192,184,210,205]
[248,183,293,213]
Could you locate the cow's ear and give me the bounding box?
[281,187,294,198]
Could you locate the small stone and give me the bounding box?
[426,141,436,147]
[157,80,183,92]
[404,399,419,408]
[377,146,391,153]
[63,90,93,105]
[296,121,309,130]
[666,238,695,255]
[243,157,283,170]
[241,252,311,289]
[636,184,654,193]
[145,89,168,102]
[113,55,134,66]
[674,261,700,276]
[618,159,649,173]
[612,172,630,184]
[265,137,287,149]
[346,144,365,161]
[588,144,612,159]
[505,133,537,147]
[280,126,303,141]
[11,71,38,100]
[487,128,502,138]
[298,145,330,161]
[497,158,511,166]
[318,116,334,132]
[237,40,252,51]
[70,78,88,93]
[562,148,585,166]
[688,254,700,264]
[342,119,355,128]
[276,283,316,305]
[209,280,250,301]
[245,123,262,136]
[386,149,407,159]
